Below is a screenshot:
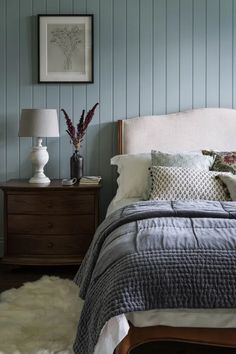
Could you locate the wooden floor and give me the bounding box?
[0,262,78,292]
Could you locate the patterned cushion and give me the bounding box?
[152,150,214,170]
[149,166,231,201]
[202,150,236,174]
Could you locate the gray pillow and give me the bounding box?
[151,150,214,170]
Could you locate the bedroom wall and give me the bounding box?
[0,0,235,255]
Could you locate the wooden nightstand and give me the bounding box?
[0,180,101,266]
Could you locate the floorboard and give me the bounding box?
[0,261,78,292]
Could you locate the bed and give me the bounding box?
[73,108,236,354]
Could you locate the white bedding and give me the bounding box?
[95,197,236,354]
[106,197,141,216]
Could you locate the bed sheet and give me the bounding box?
[93,198,236,354]
[106,196,142,216]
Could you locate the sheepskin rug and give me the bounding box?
[0,276,83,354]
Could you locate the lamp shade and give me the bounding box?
[19,109,59,137]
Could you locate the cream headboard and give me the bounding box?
[117,108,236,154]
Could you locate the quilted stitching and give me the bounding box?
[73,200,236,354]
[74,250,236,354]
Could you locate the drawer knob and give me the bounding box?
[47,242,54,248]
[48,222,53,229]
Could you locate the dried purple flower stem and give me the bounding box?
[61,103,99,148]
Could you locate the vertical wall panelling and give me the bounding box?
[113,0,127,122]
[113,0,126,194]
[32,1,46,110]
[86,0,100,176]
[0,0,6,255]
[46,0,59,13]
[126,0,140,118]
[46,0,60,179]
[59,0,73,178]
[100,0,113,217]
[73,0,87,170]
[179,0,193,111]
[206,0,220,107]
[6,0,20,180]
[19,0,33,179]
[0,0,6,183]
[234,0,236,108]
[140,0,153,115]
[153,0,166,115]
[1,0,236,254]
[193,0,206,108]
[220,0,233,108]
[166,0,180,113]
[59,83,73,179]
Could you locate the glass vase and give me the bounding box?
[70,150,84,180]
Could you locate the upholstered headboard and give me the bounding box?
[118,108,236,154]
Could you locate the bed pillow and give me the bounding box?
[202,150,236,174]
[151,150,214,170]
[149,166,231,201]
[111,153,151,201]
[219,174,236,200]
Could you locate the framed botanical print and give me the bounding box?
[38,15,93,83]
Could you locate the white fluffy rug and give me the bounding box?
[0,276,83,354]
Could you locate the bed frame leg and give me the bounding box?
[115,335,132,354]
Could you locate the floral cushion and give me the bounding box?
[149,166,231,201]
[202,150,236,174]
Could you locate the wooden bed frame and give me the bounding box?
[116,324,236,353]
[115,108,236,353]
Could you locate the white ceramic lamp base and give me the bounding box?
[29,139,50,184]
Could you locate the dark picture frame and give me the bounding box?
[38,15,93,83]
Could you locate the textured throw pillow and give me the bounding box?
[149,166,231,201]
[151,150,214,170]
[202,150,236,174]
[111,153,151,201]
[219,174,236,200]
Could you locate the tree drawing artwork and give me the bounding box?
[50,25,81,71]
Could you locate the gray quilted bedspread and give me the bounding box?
[73,200,236,354]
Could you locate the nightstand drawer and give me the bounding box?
[8,215,94,235]
[7,234,92,255]
[7,193,95,214]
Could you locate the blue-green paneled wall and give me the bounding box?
[0,0,235,254]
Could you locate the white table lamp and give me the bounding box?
[19,109,59,184]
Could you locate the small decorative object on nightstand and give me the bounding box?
[61,103,99,180]
[79,176,102,185]
[0,180,101,266]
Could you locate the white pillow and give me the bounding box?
[149,166,231,201]
[219,174,236,200]
[111,153,151,201]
